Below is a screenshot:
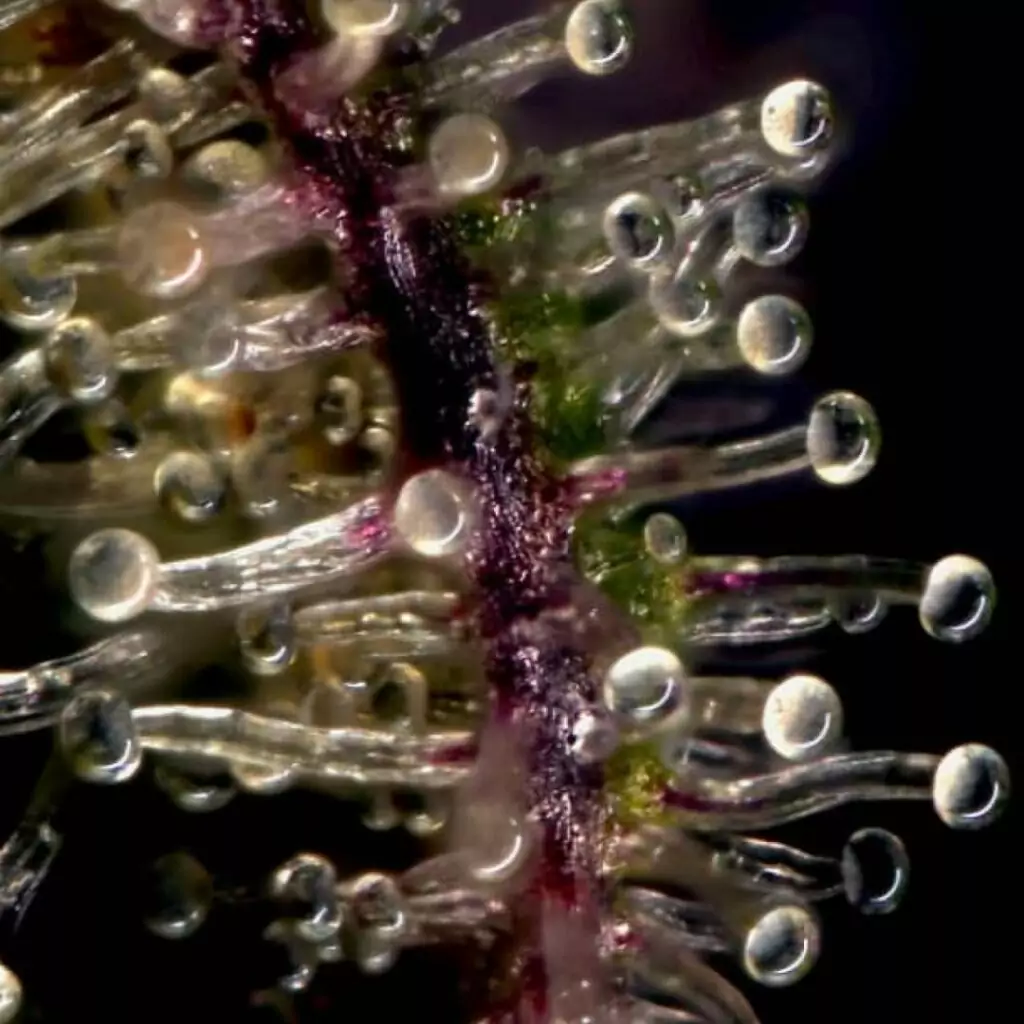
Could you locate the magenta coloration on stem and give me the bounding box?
[208,0,610,1013]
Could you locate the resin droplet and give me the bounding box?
[603,646,687,729]
[0,962,21,1024]
[464,807,531,884]
[643,513,687,566]
[762,674,843,762]
[736,295,813,377]
[840,828,909,915]
[59,690,142,785]
[805,391,881,486]
[183,140,270,202]
[760,80,834,159]
[237,604,297,676]
[428,114,510,199]
[0,264,77,332]
[742,904,820,987]
[603,193,675,272]
[932,744,1009,830]
[565,0,633,76]
[69,528,161,623]
[145,852,215,939]
[137,67,192,127]
[154,451,227,523]
[919,555,995,642]
[272,854,342,942]
[118,201,209,299]
[122,119,174,180]
[154,764,236,813]
[393,469,473,558]
[649,272,721,337]
[319,375,363,446]
[733,190,809,268]
[43,317,118,405]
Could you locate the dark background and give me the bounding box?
[0,1,1013,1021]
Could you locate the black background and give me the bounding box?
[0,1,1014,1021]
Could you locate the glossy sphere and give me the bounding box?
[841,828,910,915]
[805,391,881,485]
[59,690,142,785]
[69,528,161,623]
[761,80,834,159]
[145,852,215,939]
[43,317,117,405]
[643,513,687,566]
[237,603,297,676]
[429,113,510,199]
[603,645,687,729]
[565,0,633,75]
[0,962,21,1024]
[272,853,342,942]
[919,555,995,642]
[736,295,813,376]
[154,451,227,523]
[183,140,269,202]
[603,192,675,272]
[118,201,209,299]
[932,744,1010,829]
[393,470,473,558]
[0,261,77,331]
[762,674,843,762]
[733,189,809,267]
[742,904,821,987]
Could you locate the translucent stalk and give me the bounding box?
[687,555,922,602]
[293,590,463,654]
[540,79,834,202]
[0,817,59,931]
[0,755,71,932]
[704,830,910,915]
[665,673,843,773]
[688,676,778,735]
[618,872,821,988]
[69,497,392,622]
[681,597,834,647]
[684,553,995,643]
[577,297,811,435]
[614,937,761,1024]
[570,423,809,505]
[0,347,63,468]
[665,752,935,830]
[0,632,160,735]
[569,389,881,506]
[650,675,810,780]
[0,442,371,521]
[617,886,731,955]
[111,289,376,374]
[0,63,244,231]
[8,185,316,303]
[0,451,154,520]
[0,39,144,158]
[663,744,1010,831]
[132,705,476,789]
[166,62,252,147]
[419,6,573,108]
[0,0,57,33]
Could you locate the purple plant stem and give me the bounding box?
[209,2,610,1015]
